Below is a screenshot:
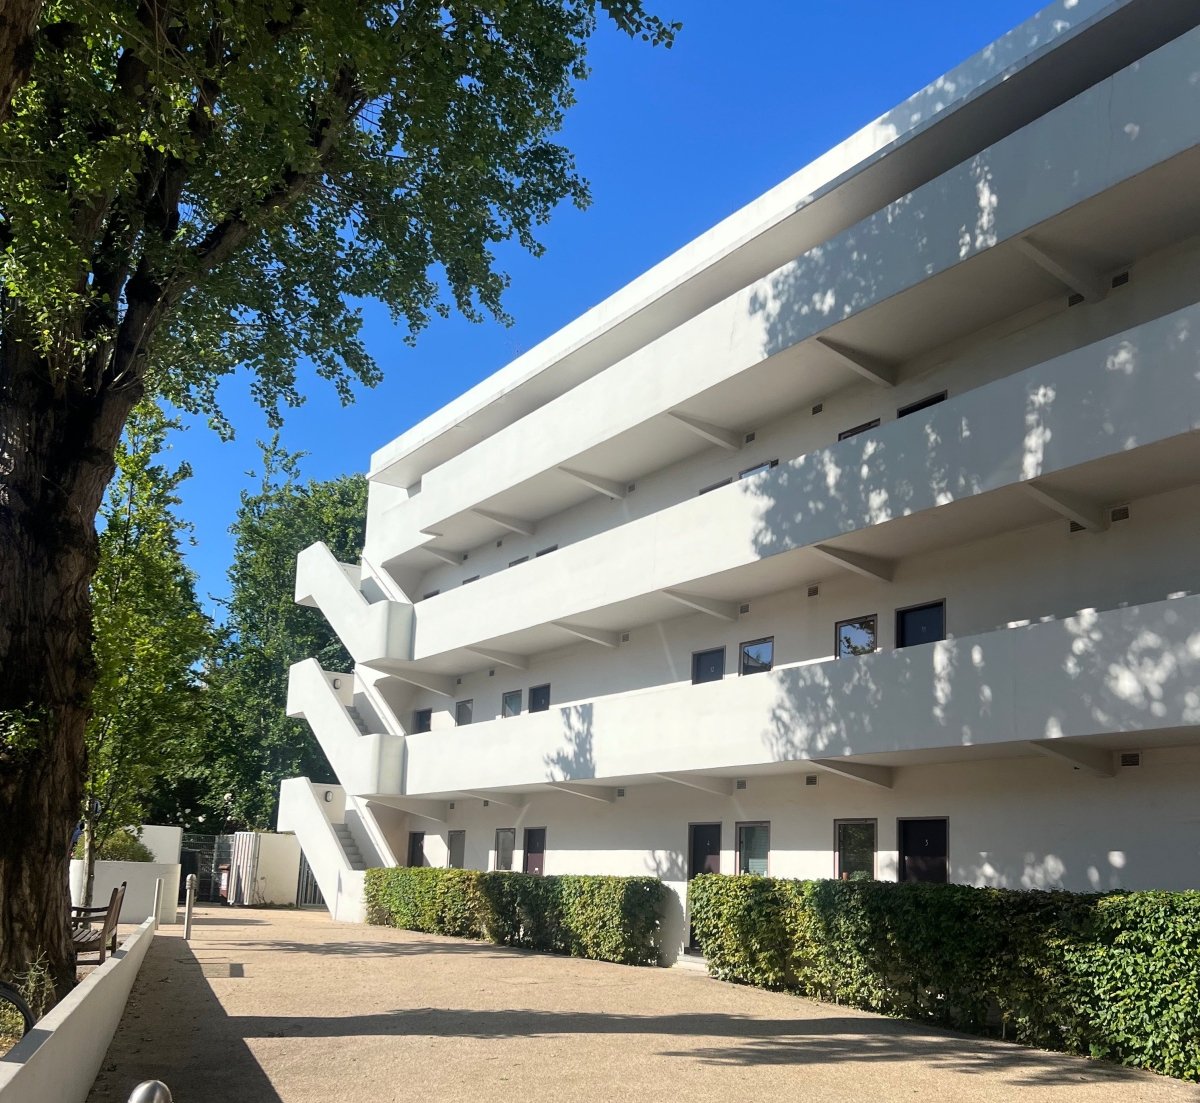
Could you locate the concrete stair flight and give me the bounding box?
[333,823,367,871]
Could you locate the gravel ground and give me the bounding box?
[86,907,1200,1103]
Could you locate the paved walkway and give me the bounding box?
[88,907,1199,1103]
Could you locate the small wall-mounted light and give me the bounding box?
[323,790,334,803]
[332,678,342,690]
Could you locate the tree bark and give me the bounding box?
[0,0,42,125]
[0,331,138,996]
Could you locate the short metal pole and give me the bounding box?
[127,1080,172,1103]
[184,873,197,940]
[151,877,163,931]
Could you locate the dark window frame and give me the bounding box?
[698,476,733,496]
[501,689,522,718]
[735,820,771,876]
[529,683,551,713]
[412,707,432,734]
[895,599,947,650]
[422,590,440,600]
[407,831,427,868]
[739,636,774,676]
[838,418,881,441]
[834,818,878,880]
[738,458,779,480]
[897,816,950,884]
[454,699,473,726]
[897,391,947,418]
[461,575,480,585]
[535,545,558,557]
[522,826,547,876]
[447,829,466,870]
[835,614,878,658]
[691,646,726,685]
[494,827,516,872]
[508,556,529,567]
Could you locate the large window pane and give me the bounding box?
[740,637,774,675]
[692,647,725,684]
[501,690,522,718]
[896,601,945,649]
[529,684,551,712]
[455,699,473,726]
[447,830,466,870]
[494,828,515,871]
[412,708,432,733]
[836,820,876,879]
[737,822,770,875]
[835,615,877,657]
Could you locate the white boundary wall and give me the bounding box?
[70,861,180,927]
[0,918,155,1103]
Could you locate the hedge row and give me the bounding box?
[364,867,666,966]
[689,875,1200,1081]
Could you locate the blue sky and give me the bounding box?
[170,0,1046,614]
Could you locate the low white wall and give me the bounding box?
[0,918,155,1103]
[137,825,182,865]
[70,861,180,927]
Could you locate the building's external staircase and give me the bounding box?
[333,823,367,871]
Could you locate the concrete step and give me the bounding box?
[344,705,370,734]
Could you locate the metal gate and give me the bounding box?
[180,833,233,903]
[296,852,325,908]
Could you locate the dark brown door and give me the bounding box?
[899,818,948,883]
[407,831,427,868]
[523,828,546,875]
[687,823,722,951]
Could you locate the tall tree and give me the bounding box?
[81,402,212,904]
[0,0,677,992]
[159,450,367,832]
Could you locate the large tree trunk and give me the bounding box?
[0,0,42,125]
[0,334,136,997]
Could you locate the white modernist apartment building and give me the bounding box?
[279,0,1200,950]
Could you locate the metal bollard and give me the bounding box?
[151,877,163,931]
[127,1081,172,1103]
[183,873,197,940]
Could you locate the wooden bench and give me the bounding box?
[71,881,126,964]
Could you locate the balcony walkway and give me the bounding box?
[87,907,1193,1103]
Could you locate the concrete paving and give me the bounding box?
[87,907,1199,1103]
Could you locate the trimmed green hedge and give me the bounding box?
[365,868,666,966]
[689,875,1200,1081]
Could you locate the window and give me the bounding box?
[502,690,522,718]
[422,590,440,600]
[835,820,877,880]
[455,699,473,726]
[838,418,880,441]
[738,459,778,480]
[835,615,877,658]
[529,684,551,713]
[407,832,427,868]
[523,827,547,875]
[897,392,947,418]
[535,545,558,557]
[698,476,733,496]
[740,637,774,675]
[899,818,948,883]
[461,575,479,585]
[508,556,529,567]
[692,647,725,684]
[412,708,432,734]
[896,600,945,649]
[447,830,466,870]
[494,828,515,871]
[737,822,770,875]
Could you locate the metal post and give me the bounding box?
[127,1081,172,1103]
[151,877,163,931]
[183,873,197,940]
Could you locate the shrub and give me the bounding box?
[72,827,156,863]
[365,868,666,966]
[689,875,1200,1081]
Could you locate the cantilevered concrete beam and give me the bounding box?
[465,647,529,671]
[383,799,450,823]
[811,544,895,582]
[471,508,537,537]
[810,759,895,789]
[1021,480,1108,533]
[1028,740,1114,778]
[662,589,739,621]
[458,790,527,809]
[1014,236,1107,303]
[545,782,617,803]
[815,337,897,387]
[667,411,742,451]
[424,546,463,567]
[552,621,620,648]
[654,772,735,797]
[557,466,627,500]
[391,669,456,698]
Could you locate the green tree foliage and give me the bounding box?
[0,0,675,991]
[169,449,368,831]
[81,402,213,901]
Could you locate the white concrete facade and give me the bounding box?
[281,1,1200,950]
